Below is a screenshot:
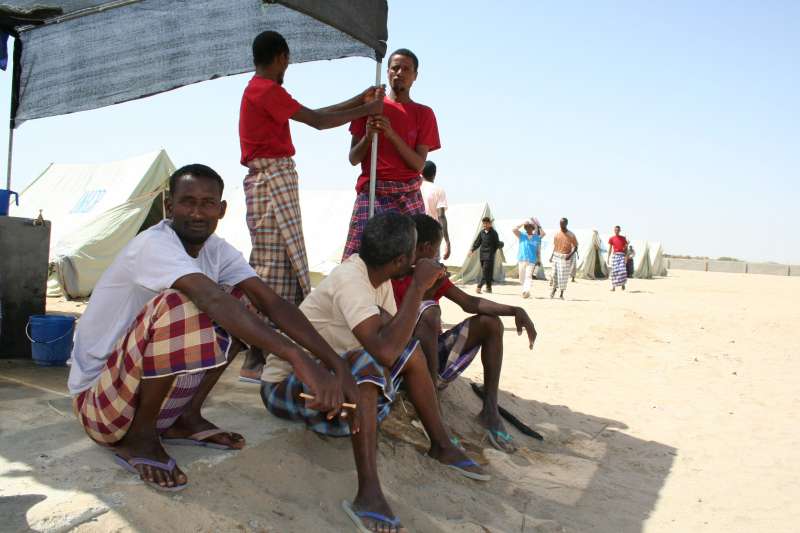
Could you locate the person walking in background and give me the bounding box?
[513,218,545,298]
[237,31,383,382]
[344,48,441,260]
[470,217,502,294]
[550,217,578,299]
[606,225,629,291]
[626,243,636,279]
[419,160,451,260]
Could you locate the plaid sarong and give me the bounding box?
[260,340,419,437]
[553,252,573,291]
[416,301,479,384]
[342,178,424,261]
[245,157,310,306]
[73,288,249,445]
[611,252,627,287]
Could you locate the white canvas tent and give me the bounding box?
[648,241,668,276]
[444,203,504,284]
[215,187,356,278]
[630,239,652,279]
[11,150,174,298]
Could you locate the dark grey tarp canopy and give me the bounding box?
[2,0,388,126]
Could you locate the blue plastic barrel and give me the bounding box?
[26,315,76,366]
[0,189,19,216]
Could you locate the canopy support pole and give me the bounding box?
[6,36,21,191]
[5,126,12,191]
[367,59,381,218]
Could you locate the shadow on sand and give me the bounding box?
[0,359,675,532]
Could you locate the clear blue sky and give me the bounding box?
[2,0,798,263]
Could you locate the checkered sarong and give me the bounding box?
[245,157,310,306]
[416,301,479,384]
[611,252,627,287]
[553,252,573,291]
[260,340,418,437]
[72,288,249,445]
[342,178,424,261]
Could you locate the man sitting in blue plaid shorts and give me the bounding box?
[260,212,487,533]
[393,215,538,454]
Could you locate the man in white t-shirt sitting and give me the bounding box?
[261,212,488,533]
[68,164,357,492]
[419,160,451,260]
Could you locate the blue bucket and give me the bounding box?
[0,189,19,216]
[26,315,76,366]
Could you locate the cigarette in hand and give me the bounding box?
[299,392,357,409]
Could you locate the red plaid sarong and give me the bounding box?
[342,178,424,261]
[244,157,310,306]
[72,288,249,445]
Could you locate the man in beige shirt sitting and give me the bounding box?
[260,212,488,533]
[550,217,578,299]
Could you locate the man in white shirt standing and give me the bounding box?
[419,160,451,260]
[68,164,357,492]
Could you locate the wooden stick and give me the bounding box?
[299,392,357,409]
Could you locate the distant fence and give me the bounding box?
[667,258,799,277]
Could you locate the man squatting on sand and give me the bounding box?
[238,30,384,381]
[393,214,537,453]
[343,48,441,259]
[67,165,358,491]
[261,213,489,533]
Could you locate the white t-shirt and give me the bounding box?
[420,180,447,219]
[68,221,257,395]
[262,254,397,383]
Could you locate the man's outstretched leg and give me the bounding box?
[349,383,406,533]
[114,375,187,489]
[401,347,489,480]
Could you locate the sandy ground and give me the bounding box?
[1,270,799,533]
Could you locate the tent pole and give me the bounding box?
[367,59,381,218]
[5,126,12,191]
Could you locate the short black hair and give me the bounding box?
[253,31,289,67]
[412,214,442,246]
[422,160,436,179]
[169,164,225,196]
[389,48,419,71]
[360,212,416,267]
[482,216,492,223]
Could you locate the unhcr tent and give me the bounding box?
[216,186,355,280]
[648,241,668,276]
[10,150,174,298]
[630,239,652,279]
[445,203,504,284]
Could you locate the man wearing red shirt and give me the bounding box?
[238,31,383,382]
[393,215,537,453]
[606,225,629,291]
[343,48,441,260]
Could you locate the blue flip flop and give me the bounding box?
[446,458,491,482]
[341,500,403,532]
[113,453,187,492]
[487,428,517,453]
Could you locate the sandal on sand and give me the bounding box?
[486,428,517,453]
[446,458,491,482]
[162,428,244,450]
[113,454,187,492]
[342,500,403,533]
[238,366,263,384]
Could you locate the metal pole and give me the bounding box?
[367,59,381,218]
[5,126,12,191]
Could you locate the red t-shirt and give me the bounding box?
[608,235,628,253]
[392,274,454,305]
[239,76,302,164]
[350,97,441,193]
